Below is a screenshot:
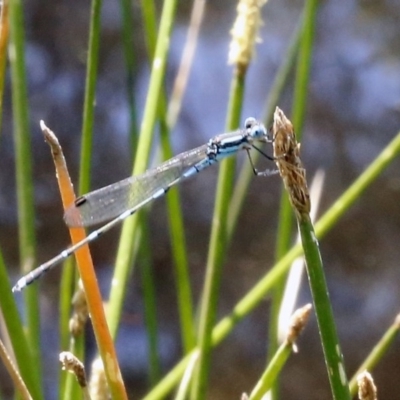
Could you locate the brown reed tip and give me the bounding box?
[272,107,310,217]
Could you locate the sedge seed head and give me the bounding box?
[229,0,267,67]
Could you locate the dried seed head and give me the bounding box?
[229,0,267,68]
[357,371,377,400]
[272,107,310,217]
[69,280,89,336]
[286,304,312,351]
[59,351,87,388]
[272,108,296,158]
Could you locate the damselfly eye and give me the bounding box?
[250,124,267,138]
[244,117,257,130]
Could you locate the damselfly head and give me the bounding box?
[244,117,268,142]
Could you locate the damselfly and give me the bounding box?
[12,117,274,291]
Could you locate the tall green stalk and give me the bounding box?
[268,3,319,398]
[8,0,43,396]
[141,0,196,352]
[0,251,42,399]
[118,0,138,156]
[192,2,273,397]
[159,113,196,352]
[139,212,162,385]
[191,71,246,400]
[298,215,351,400]
[107,0,178,337]
[79,0,103,195]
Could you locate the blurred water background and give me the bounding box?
[1,0,400,398]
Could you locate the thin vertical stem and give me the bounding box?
[107,0,178,337]
[298,216,351,400]
[8,0,42,395]
[141,0,197,353]
[79,0,103,195]
[0,251,42,399]
[191,69,246,400]
[268,3,319,397]
[118,0,138,156]
[139,212,162,385]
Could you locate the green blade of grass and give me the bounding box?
[79,0,103,195]
[298,215,351,400]
[8,0,42,395]
[160,0,207,351]
[118,0,138,156]
[59,258,84,400]
[249,344,292,400]
[159,114,196,352]
[248,304,312,400]
[191,70,246,400]
[58,258,75,400]
[268,2,319,397]
[140,0,196,353]
[139,212,162,385]
[349,315,400,395]
[107,0,178,337]
[0,251,42,399]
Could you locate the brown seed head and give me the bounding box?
[272,107,310,217]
